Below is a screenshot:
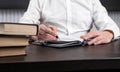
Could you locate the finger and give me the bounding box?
[38,33,57,41]
[94,39,106,45]
[39,24,56,36]
[49,25,57,32]
[39,24,51,33]
[39,29,46,35]
[49,25,57,36]
[81,31,101,40]
[29,35,38,41]
[88,36,102,45]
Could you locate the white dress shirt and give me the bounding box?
[20,0,120,41]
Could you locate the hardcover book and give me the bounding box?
[0,46,26,57]
[0,35,29,47]
[0,22,38,35]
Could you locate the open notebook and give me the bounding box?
[32,40,88,48]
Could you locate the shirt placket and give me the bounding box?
[66,0,72,35]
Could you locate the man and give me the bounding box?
[20,0,120,45]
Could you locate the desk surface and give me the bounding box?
[0,39,120,71]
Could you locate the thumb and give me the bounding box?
[29,35,38,41]
[49,25,57,36]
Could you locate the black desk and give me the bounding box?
[0,40,120,72]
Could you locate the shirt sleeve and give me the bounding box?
[92,0,120,40]
[19,0,41,24]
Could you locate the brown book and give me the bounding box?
[0,47,26,57]
[0,22,38,35]
[0,35,29,47]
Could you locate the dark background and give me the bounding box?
[0,0,29,9]
[0,0,120,11]
[100,0,120,11]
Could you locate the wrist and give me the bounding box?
[103,30,114,40]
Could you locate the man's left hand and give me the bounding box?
[81,30,114,45]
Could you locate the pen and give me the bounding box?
[40,22,58,39]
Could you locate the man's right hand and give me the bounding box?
[30,24,57,41]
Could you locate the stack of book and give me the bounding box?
[0,23,38,57]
